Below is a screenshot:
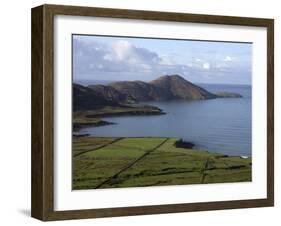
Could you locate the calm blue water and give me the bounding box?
[80,84,252,156]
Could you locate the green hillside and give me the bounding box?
[73,137,251,190]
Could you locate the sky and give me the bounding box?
[73,34,252,85]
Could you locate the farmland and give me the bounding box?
[73,137,251,190]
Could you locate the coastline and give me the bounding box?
[73,104,165,132]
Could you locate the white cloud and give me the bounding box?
[104,40,133,62]
[224,56,235,62]
[103,40,161,68]
[202,62,210,70]
[73,37,251,84]
[73,38,164,77]
[159,54,175,65]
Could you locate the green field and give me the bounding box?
[73,137,251,190]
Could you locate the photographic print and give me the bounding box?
[72,35,252,190]
[32,5,274,220]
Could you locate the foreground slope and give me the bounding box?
[73,137,251,189]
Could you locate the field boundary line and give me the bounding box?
[200,157,211,183]
[73,137,124,158]
[95,138,169,189]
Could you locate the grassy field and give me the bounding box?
[73,137,251,190]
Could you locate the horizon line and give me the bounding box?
[73,79,251,86]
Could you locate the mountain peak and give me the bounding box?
[169,74,185,79]
[149,74,216,100]
[74,74,242,111]
[151,74,185,82]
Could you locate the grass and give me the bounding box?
[73,137,119,156]
[73,137,252,190]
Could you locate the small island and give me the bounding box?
[215,92,243,98]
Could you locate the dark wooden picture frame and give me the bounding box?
[31,4,274,221]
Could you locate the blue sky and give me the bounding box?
[73,34,252,85]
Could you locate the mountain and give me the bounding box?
[74,75,242,111]
[109,74,216,101]
[88,84,136,103]
[73,84,117,111]
[150,75,217,100]
[109,81,160,101]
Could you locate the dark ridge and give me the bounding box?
[73,75,242,111]
[73,83,118,111]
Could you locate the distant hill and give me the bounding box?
[109,80,159,101]
[150,75,217,100]
[87,84,136,103]
[73,75,242,111]
[73,84,118,111]
[108,74,216,101]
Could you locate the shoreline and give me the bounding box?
[73,100,251,158]
[73,120,115,132]
[73,135,251,159]
[73,104,166,132]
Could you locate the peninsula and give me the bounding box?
[73,74,242,130]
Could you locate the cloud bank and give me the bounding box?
[73,36,252,84]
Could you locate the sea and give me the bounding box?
[78,84,252,156]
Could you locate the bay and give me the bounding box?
[79,84,252,156]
